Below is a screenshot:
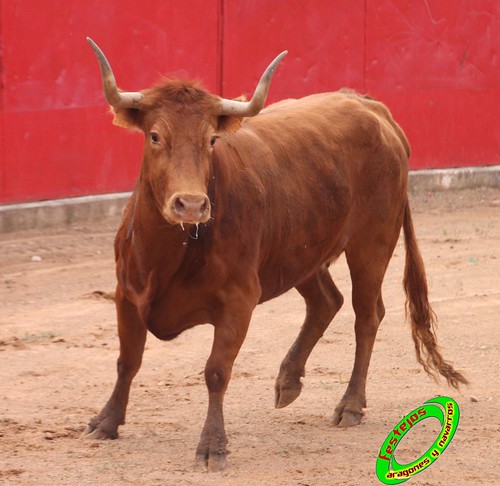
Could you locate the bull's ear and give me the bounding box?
[216,94,246,133]
[111,107,145,131]
[217,114,243,133]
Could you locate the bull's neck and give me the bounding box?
[118,182,189,293]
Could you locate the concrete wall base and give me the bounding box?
[408,165,500,193]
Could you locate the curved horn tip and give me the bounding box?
[86,37,99,51]
[273,50,288,66]
[263,50,288,79]
[86,37,107,61]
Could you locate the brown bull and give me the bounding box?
[83,38,467,471]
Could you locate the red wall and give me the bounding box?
[1,0,499,204]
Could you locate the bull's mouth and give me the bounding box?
[172,218,207,241]
[162,212,211,228]
[177,219,207,230]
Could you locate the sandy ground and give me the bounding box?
[0,188,499,485]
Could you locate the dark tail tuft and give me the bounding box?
[402,200,468,389]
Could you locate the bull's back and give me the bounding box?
[217,91,410,300]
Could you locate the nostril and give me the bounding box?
[199,198,208,214]
[173,197,186,215]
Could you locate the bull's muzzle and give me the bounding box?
[165,192,211,225]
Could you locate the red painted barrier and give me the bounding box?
[364,0,500,169]
[0,0,220,203]
[222,0,366,101]
[1,0,498,203]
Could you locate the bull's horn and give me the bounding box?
[219,51,287,117]
[87,37,143,109]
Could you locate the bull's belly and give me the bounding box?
[258,240,345,303]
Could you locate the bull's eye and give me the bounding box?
[150,131,160,144]
[210,136,217,146]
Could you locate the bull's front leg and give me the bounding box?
[82,287,147,439]
[195,304,253,472]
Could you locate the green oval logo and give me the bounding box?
[376,396,460,484]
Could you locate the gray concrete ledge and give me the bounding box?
[0,192,131,233]
[408,165,500,193]
[1,165,499,233]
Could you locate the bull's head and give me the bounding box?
[87,38,286,226]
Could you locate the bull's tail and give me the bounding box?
[402,199,468,389]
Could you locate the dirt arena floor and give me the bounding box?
[0,188,498,485]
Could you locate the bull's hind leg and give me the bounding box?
[275,266,344,408]
[332,241,395,427]
[82,287,147,439]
